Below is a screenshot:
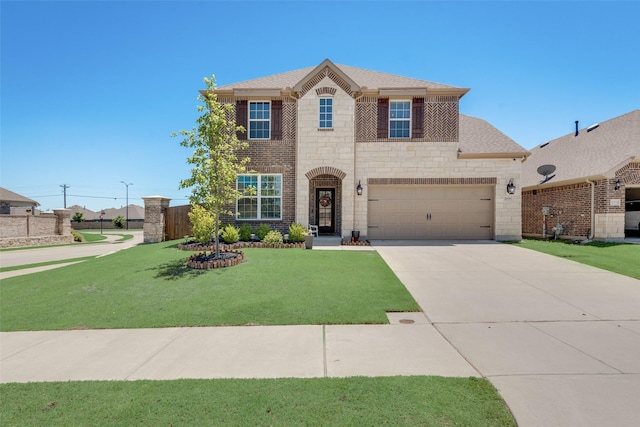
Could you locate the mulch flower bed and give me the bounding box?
[179,241,305,251]
[187,250,244,270]
[341,239,371,246]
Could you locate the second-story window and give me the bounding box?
[249,101,270,139]
[319,98,333,129]
[389,101,411,138]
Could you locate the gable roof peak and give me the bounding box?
[292,58,361,93]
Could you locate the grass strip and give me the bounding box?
[0,377,515,426]
[79,233,107,242]
[512,239,640,279]
[0,240,419,331]
[0,257,94,273]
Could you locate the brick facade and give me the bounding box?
[522,162,640,241]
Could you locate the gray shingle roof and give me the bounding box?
[522,110,640,188]
[0,187,40,207]
[459,114,529,156]
[217,61,457,90]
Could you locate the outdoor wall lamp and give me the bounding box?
[356,180,363,196]
[506,178,516,195]
[614,178,622,191]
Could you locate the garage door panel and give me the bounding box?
[367,185,494,240]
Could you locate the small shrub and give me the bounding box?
[239,223,253,241]
[71,229,83,242]
[188,204,216,244]
[221,224,240,244]
[256,223,272,240]
[112,215,125,229]
[262,230,283,244]
[288,223,307,243]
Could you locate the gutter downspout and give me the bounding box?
[586,179,595,240]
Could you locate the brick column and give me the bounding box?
[142,196,171,243]
[53,209,71,237]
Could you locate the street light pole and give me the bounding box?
[120,181,133,230]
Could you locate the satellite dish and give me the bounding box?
[537,164,556,184]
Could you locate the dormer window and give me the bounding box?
[389,101,411,138]
[319,98,333,129]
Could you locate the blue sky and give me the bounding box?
[2,1,638,212]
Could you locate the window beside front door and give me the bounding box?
[237,174,282,220]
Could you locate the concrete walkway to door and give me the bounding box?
[373,240,640,427]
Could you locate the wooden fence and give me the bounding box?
[165,204,192,241]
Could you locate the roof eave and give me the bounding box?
[458,151,530,160]
[522,175,605,191]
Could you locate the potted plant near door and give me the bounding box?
[304,229,314,249]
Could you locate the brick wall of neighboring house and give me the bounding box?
[522,178,629,240]
[522,183,592,239]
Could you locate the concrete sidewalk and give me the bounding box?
[1,321,478,383]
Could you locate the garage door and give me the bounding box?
[367,185,494,239]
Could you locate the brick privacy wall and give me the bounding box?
[522,183,592,238]
[0,214,57,238]
[71,219,144,229]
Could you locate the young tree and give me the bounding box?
[173,75,252,257]
[72,212,84,223]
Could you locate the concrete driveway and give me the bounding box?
[374,240,640,427]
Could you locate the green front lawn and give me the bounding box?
[513,239,640,279]
[0,241,419,331]
[0,377,515,426]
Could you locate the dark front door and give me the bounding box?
[316,188,335,234]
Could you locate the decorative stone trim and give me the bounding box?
[305,166,347,180]
[179,241,305,251]
[187,250,244,270]
[316,87,337,96]
[299,67,354,98]
[367,177,497,185]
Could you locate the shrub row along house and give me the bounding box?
[152,59,529,243]
[522,110,640,241]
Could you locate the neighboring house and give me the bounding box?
[0,187,40,215]
[207,59,528,241]
[521,110,640,241]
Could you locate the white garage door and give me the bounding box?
[367,185,495,239]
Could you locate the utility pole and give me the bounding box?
[60,184,70,208]
[120,181,133,230]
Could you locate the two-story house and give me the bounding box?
[192,59,529,241]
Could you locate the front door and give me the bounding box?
[316,188,335,234]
